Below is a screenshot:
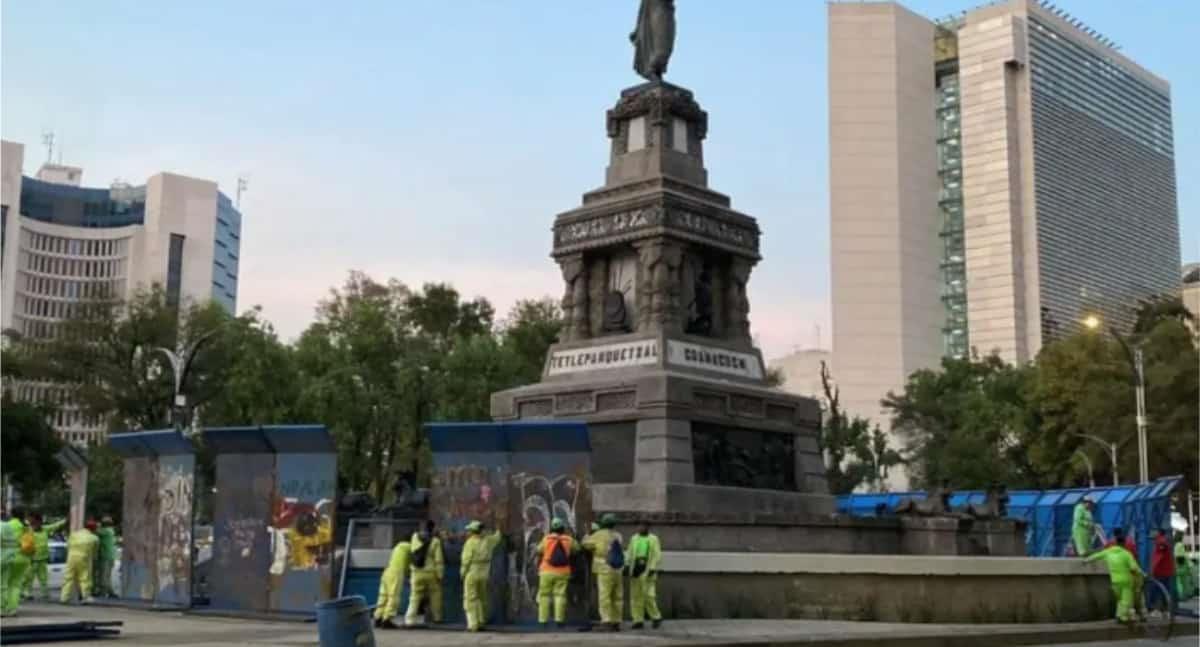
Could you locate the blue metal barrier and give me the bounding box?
[837,476,1184,566]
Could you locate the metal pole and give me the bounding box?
[1074,450,1095,488]
[1190,492,1197,552]
[1110,442,1119,486]
[1134,347,1148,484]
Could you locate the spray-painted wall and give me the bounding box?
[428,422,592,625]
[204,425,336,616]
[109,430,195,608]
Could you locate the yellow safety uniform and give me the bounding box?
[373,542,411,622]
[536,532,579,624]
[582,528,624,625]
[1087,544,1145,622]
[1,518,31,616]
[23,520,66,600]
[61,528,99,604]
[628,532,662,624]
[404,532,444,626]
[460,530,502,631]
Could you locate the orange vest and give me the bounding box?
[540,534,572,575]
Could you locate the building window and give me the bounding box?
[166,233,186,308]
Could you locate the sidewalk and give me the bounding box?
[5,602,1197,647]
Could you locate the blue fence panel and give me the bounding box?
[837,476,1183,565]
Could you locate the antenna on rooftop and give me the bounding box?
[41,131,54,165]
[236,176,248,209]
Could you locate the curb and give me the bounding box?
[654,620,1199,647]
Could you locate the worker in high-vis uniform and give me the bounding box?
[582,513,625,631]
[536,517,578,629]
[627,522,663,629]
[1072,496,1097,557]
[61,520,99,604]
[460,520,502,632]
[404,520,444,627]
[1086,527,1146,623]
[373,537,412,629]
[1,508,32,617]
[23,512,66,601]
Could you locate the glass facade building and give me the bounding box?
[1026,15,1180,337]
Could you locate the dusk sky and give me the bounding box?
[3,0,1195,359]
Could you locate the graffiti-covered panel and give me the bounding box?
[270,452,336,615]
[210,453,274,612]
[120,456,159,603]
[430,447,510,625]
[155,454,194,606]
[508,432,592,624]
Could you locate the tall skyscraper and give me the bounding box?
[828,0,1181,486]
[1,140,243,444]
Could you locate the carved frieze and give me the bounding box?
[553,206,759,257]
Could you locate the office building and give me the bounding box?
[829,0,1181,485]
[1,140,242,444]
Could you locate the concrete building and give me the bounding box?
[1,140,242,444]
[829,0,1181,486]
[768,349,832,400]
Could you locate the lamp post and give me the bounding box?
[1075,453,1094,489]
[1081,314,1149,484]
[151,327,222,436]
[1070,432,1119,486]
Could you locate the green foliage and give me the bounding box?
[84,443,125,524]
[818,361,901,493]
[0,392,64,495]
[885,299,1198,491]
[884,354,1045,489]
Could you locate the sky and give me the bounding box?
[2,0,1196,360]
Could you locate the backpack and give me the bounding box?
[19,530,35,556]
[411,534,430,568]
[605,538,624,570]
[546,536,570,568]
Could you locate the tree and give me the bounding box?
[818,361,901,493]
[1038,315,1199,491]
[883,354,1047,489]
[31,286,237,432]
[199,307,302,427]
[0,392,64,496]
[295,272,413,502]
[499,298,562,383]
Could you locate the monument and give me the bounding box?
[491,0,832,519]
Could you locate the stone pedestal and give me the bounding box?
[491,81,833,519]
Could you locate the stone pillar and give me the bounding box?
[559,254,588,341]
[55,446,89,531]
[726,258,753,343]
[634,418,694,484]
[588,256,609,338]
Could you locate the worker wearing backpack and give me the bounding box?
[582,513,625,631]
[536,517,579,629]
[460,521,503,632]
[1,508,32,617]
[627,522,662,629]
[404,520,444,627]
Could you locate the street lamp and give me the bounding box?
[1070,432,1119,486]
[145,327,223,436]
[1079,314,1149,484]
[1073,449,1095,489]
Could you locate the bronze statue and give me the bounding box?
[631,0,676,82]
[602,290,631,333]
[686,263,713,336]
